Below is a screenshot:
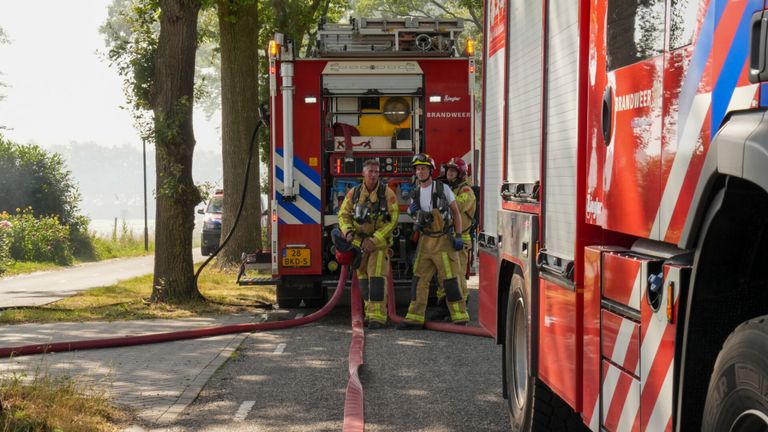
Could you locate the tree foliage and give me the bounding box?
[102,0,220,138]
[263,0,347,56]
[352,0,482,36]
[0,135,92,263]
[0,136,82,227]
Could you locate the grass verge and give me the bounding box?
[0,372,133,432]
[0,265,275,324]
[88,234,154,261]
[0,235,154,278]
[0,261,64,277]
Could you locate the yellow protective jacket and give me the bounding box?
[450,179,476,241]
[338,181,399,249]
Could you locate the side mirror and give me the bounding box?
[197,208,205,215]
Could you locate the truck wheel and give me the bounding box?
[504,273,584,431]
[702,316,768,432]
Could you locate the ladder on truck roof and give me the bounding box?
[314,17,464,57]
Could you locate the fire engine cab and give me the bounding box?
[248,18,476,307]
[478,0,768,430]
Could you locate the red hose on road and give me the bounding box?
[0,266,351,358]
[386,277,492,338]
[342,274,365,432]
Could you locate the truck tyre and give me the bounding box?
[702,316,768,432]
[504,273,584,432]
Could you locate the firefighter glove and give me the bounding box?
[408,201,419,216]
[452,236,464,251]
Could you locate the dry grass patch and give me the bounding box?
[0,372,133,432]
[0,266,275,324]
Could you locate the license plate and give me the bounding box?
[282,247,311,267]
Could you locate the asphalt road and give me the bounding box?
[168,298,510,432]
[0,248,205,308]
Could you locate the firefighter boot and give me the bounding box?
[427,296,450,322]
[444,277,469,324]
[398,276,425,330]
[396,321,423,330]
[359,278,369,324]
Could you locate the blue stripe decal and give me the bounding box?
[274,166,321,210]
[711,0,761,132]
[275,191,315,224]
[275,148,321,185]
[677,2,716,133]
[298,183,321,209]
[761,83,768,107]
[276,164,322,209]
[714,0,728,27]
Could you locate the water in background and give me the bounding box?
[89,216,204,238]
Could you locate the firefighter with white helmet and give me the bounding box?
[398,153,470,329]
[337,158,399,329]
[431,156,476,320]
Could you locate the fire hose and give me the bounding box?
[0,266,366,431]
[385,276,492,338]
[0,266,350,358]
[0,268,489,431]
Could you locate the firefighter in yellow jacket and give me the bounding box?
[431,157,476,320]
[398,153,470,329]
[337,159,399,329]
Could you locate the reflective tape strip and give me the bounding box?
[441,252,454,279]
[405,312,425,324]
[450,303,469,322]
[375,251,384,277]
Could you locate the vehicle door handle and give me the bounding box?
[749,11,768,83]
[602,86,613,146]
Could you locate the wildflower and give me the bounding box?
[0,220,11,229]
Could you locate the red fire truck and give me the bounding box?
[478,0,768,430]
[254,18,476,307]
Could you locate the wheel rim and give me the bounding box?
[511,297,528,409]
[729,409,768,432]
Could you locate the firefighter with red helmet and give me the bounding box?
[337,159,399,329]
[431,156,476,320]
[398,153,470,329]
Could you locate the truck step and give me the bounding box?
[237,276,280,286]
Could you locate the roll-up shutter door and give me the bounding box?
[322,75,422,94]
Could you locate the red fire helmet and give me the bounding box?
[444,157,468,180]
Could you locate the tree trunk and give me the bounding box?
[217,0,262,265]
[150,0,204,303]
